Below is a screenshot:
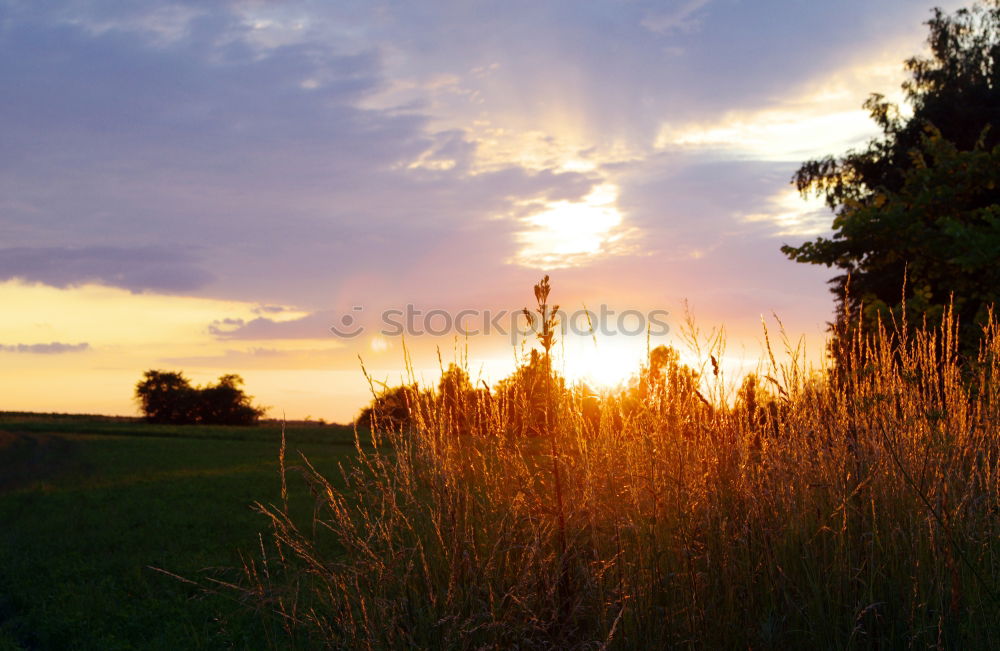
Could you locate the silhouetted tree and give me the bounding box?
[783,2,1000,359]
[624,345,710,439]
[135,370,266,425]
[356,383,422,432]
[195,374,267,425]
[644,345,699,396]
[135,370,198,424]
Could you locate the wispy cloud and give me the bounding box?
[0,342,90,354]
[209,311,341,340]
[640,0,713,34]
[0,246,212,293]
[162,346,356,369]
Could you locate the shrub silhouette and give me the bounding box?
[355,383,423,432]
[135,370,266,425]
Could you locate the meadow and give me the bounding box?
[244,300,1000,649]
[2,308,999,650]
[0,415,357,649]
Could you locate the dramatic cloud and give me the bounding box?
[0,1,605,303]
[0,0,966,305]
[0,0,971,419]
[0,342,90,354]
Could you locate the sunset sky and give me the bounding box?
[0,0,967,422]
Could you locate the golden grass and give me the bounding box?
[245,298,1000,649]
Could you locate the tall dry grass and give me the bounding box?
[246,296,1000,649]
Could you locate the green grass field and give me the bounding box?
[0,414,358,650]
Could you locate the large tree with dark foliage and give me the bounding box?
[135,370,266,425]
[193,373,267,425]
[134,370,197,424]
[782,2,1000,357]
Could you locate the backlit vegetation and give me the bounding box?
[245,278,1000,649]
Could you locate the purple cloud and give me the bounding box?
[0,246,212,293]
[210,311,341,340]
[0,0,963,319]
[0,342,91,354]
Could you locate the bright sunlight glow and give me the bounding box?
[514,183,630,269]
[560,335,647,389]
